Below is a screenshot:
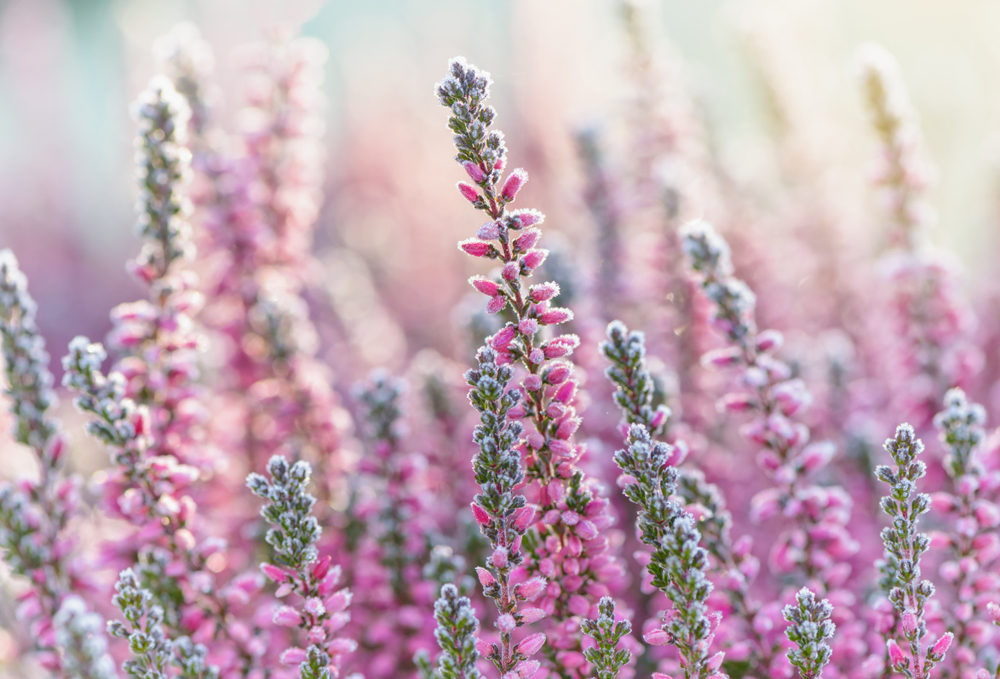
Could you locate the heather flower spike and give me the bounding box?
[247,456,356,679]
[876,424,949,678]
[580,597,632,679]
[419,584,482,679]
[783,588,835,679]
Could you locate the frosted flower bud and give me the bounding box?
[528,349,544,364]
[458,182,480,202]
[280,647,308,665]
[931,633,953,657]
[463,161,485,182]
[887,640,904,667]
[522,249,548,270]
[501,168,528,201]
[487,295,507,314]
[477,567,496,587]
[901,610,917,635]
[471,276,500,297]
[478,221,501,240]
[520,607,545,623]
[516,659,540,679]
[517,633,546,656]
[514,229,541,251]
[497,613,516,632]
[544,364,571,385]
[503,262,520,281]
[529,282,559,302]
[460,239,492,257]
[644,629,669,646]
[516,577,546,600]
[304,598,324,616]
[491,325,517,349]
[472,503,491,525]
[492,547,509,569]
[273,606,303,627]
[519,318,538,335]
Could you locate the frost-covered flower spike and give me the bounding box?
[419,584,482,679]
[783,588,835,679]
[876,424,951,679]
[247,456,357,679]
[581,597,632,679]
[0,250,115,678]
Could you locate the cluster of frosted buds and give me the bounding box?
[464,346,545,678]
[876,424,952,678]
[782,588,835,679]
[247,456,356,679]
[931,389,998,671]
[107,568,217,679]
[349,370,439,677]
[614,424,724,679]
[681,219,857,584]
[440,56,626,678]
[857,43,934,249]
[601,321,771,671]
[53,596,118,679]
[419,584,483,679]
[581,597,632,679]
[0,250,114,677]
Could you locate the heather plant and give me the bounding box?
[4,13,1000,679]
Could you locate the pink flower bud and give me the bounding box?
[460,239,492,257]
[497,614,516,632]
[501,169,528,201]
[538,308,573,325]
[519,319,538,335]
[471,276,500,297]
[280,647,308,665]
[522,249,548,270]
[932,633,953,657]
[887,640,904,667]
[512,209,541,227]
[520,607,546,623]
[545,364,571,385]
[516,577,546,600]
[701,347,743,368]
[477,567,496,588]
[530,283,559,302]
[273,606,302,627]
[517,633,546,656]
[463,161,485,182]
[487,296,506,314]
[576,520,599,540]
[516,660,540,679]
[312,556,331,581]
[544,335,580,358]
[987,602,1000,625]
[901,610,917,635]
[478,221,500,240]
[308,626,326,644]
[528,349,544,364]
[472,503,491,525]
[514,506,535,531]
[503,262,520,281]
[707,652,725,672]
[554,380,577,404]
[491,326,517,349]
[524,375,543,391]
[644,629,670,646]
[514,229,541,251]
[492,547,509,569]
[756,329,784,352]
[458,182,480,202]
[261,562,288,583]
[549,439,572,458]
[568,595,589,616]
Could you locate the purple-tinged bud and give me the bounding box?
[281,647,308,665]
[800,441,835,473]
[478,221,500,240]
[756,329,784,352]
[544,334,580,359]
[516,659,541,679]
[460,239,492,257]
[260,562,288,584]
[514,229,541,251]
[538,307,572,325]
[503,262,520,281]
[987,602,1000,625]
[525,374,543,391]
[472,503,491,525]
[529,282,559,302]
[487,295,507,314]
[528,349,544,364]
[501,168,528,201]
[273,606,303,627]
[471,276,500,297]
[522,249,548,270]
[304,597,324,616]
[520,607,546,623]
[554,380,577,404]
[492,547,509,569]
[458,182,480,202]
[463,161,486,182]
[707,652,725,672]
[477,567,496,588]
[516,577,546,600]
[901,610,917,635]
[517,633,546,656]
[514,506,536,531]
[312,556,331,581]
[701,347,743,368]
[544,364,571,385]
[549,440,573,458]
[308,626,326,644]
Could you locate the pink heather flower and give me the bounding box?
[478,221,500,240]
[887,640,905,667]
[987,602,1000,625]
[472,503,491,525]
[463,161,486,182]
[497,614,516,633]
[514,506,536,531]
[521,249,548,270]
[520,607,546,624]
[528,349,544,364]
[460,239,492,257]
[538,308,572,325]
[755,329,784,351]
[491,325,517,349]
[516,659,541,679]
[548,440,572,458]
[932,632,953,656]
[511,209,542,227]
[304,597,325,616]
[273,605,303,627]
[487,295,507,314]
[502,262,520,281]
[477,567,496,588]
[280,647,309,665]
[501,168,528,201]
[471,276,500,297]
[544,364,571,385]
[492,547,509,569]
[529,282,559,302]
[707,652,725,672]
[514,229,541,251]
[524,375,543,391]
[516,578,546,600]
[458,181,480,202]
[901,610,917,635]
[312,556,332,581]
[516,633,546,656]
[518,318,539,335]
[644,629,670,646]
